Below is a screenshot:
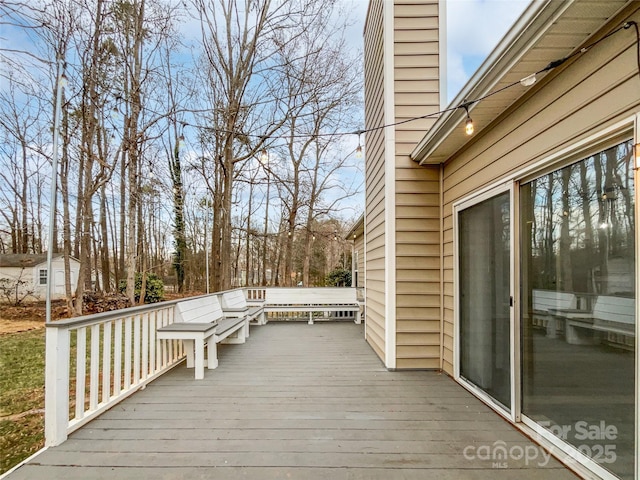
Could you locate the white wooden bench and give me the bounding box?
[532,290,577,338]
[156,295,247,379]
[264,287,361,324]
[220,289,265,327]
[563,295,635,348]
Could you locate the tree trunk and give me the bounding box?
[558,166,573,292]
[100,184,111,292]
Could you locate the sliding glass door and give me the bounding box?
[456,138,637,479]
[457,189,512,411]
[520,139,636,480]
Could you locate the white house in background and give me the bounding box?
[0,254,79,302]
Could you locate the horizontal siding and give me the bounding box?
[397,315,442,331]
[394,0,441,370]
[440,4,640,376]
[397,231,440,244]
[364,0,386,364]
[354,235,365,288]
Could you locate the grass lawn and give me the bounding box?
[0,329,46,474]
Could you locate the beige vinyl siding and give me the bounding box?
[364,0,386,362]
[440,3,640,376]
[393,0,441,369]
[354,234,365,288]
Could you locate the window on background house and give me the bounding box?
[520,138,636,480]
[39,269,47,285]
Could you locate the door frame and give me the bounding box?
[453,181,518,423]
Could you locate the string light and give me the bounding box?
[178,134,185,149]
[260,148,268,163]
[520,73,537,87]
[462,104,474,136]
[175,21,638,148]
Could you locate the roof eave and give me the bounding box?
[411,0,572,165]
[345,214,365,240]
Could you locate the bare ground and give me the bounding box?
[0,293,199,335]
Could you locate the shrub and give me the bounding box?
[118,272,164,303]
[325,267,352,287]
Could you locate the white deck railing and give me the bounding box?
[45,300,185,446]
[44,287,364,447]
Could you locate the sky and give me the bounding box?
[443,0,531,101]
[0,0,534,227]
[348,0,532,104]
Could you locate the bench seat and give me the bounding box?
[264,288,361,324]
[220,289,266,326]
[532,290,578,338]
[558,296,635,348]
[157,295,247,379]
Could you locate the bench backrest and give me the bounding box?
[221,290,248,310]
[175,295,224,323]
[593,296,635,325]
[532,290,576,312]
[265,287,358,305]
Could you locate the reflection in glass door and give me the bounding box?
[520,139,636,480]
[458,191,512,410]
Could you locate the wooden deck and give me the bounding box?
[7,322,577,479]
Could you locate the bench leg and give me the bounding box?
[222,325,247,345]
[207,338,218,370]
[546,316,557,339]
[566,323,601,345]
[308,312,314,325]
[194,340,205,380]
[184,339,194,368]
[244,318,250,339]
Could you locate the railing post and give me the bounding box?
[45,326,70,446]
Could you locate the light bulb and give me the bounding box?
[355,145,363,158]
[178,134,185,149]
[465,117,474,136]
[260,148,268,163]
[520,73,537,87]
[59,73,68,88]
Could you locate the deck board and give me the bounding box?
[6,322,577,479]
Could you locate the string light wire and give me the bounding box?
[119,20,640,144]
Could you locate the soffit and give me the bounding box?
[412,0,633,165]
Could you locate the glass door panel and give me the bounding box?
[458,190,512,410]
[520,139,636,479]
